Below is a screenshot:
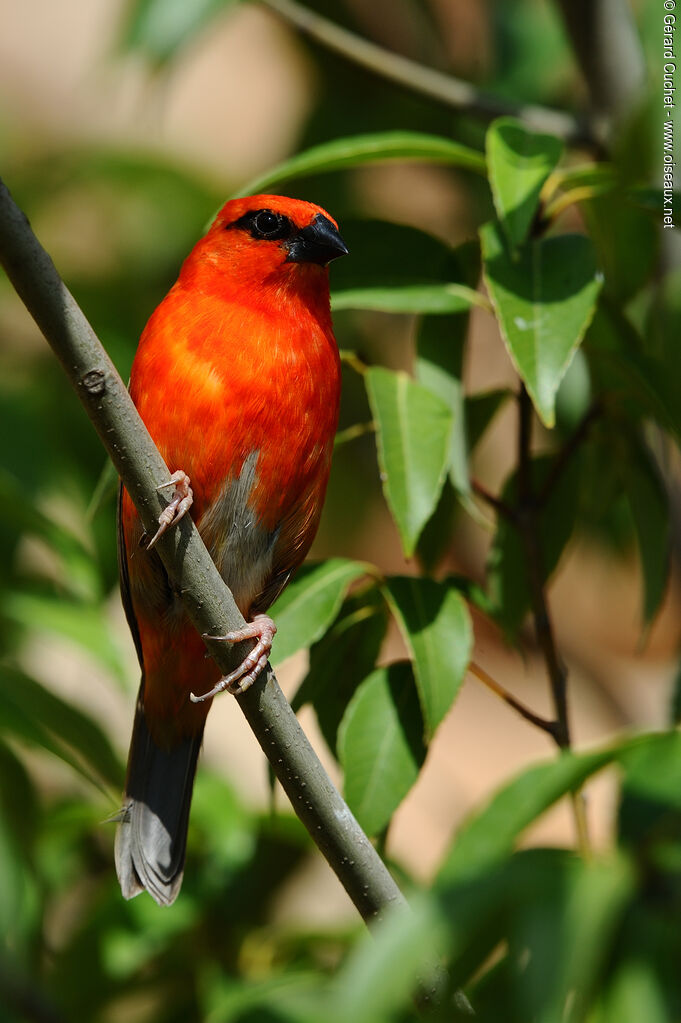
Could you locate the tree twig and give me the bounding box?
[260,0,597,147]
[468,661,559,740]
[516,385,571,751]
[0,176,405,926]
[472,478,516,523]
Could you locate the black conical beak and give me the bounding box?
[286,214,349,266]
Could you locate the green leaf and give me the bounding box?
[486,117,563,249]
[585,301,681,439]
[414,242,481,497]
[237,132,486,197]
[0,740,38,853]
[329,896,450,1023]
[601,959,670,1023]
[582,193,659,302]
[292,587,389,756]
[366,367,453,556]
[0,469,101,602]
[536,853,634,1023]
[1,590,127,682]
[121,0,240,63]
[269,559,370,665]
[384,577,472,740]
[487,454,581,636]
[617,731,681,847]
[338,663,426,836]
[0,665,121,789]
[438,746,617,884]
[481,221,603,427]
[416,314,468,495]
[331,283,482,314]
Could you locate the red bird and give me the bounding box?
[115,195,347,905]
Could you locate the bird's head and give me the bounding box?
[181,195,348,301]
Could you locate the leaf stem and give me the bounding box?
[339,349,369,376]
[471,478,516,523]
[335,420,376,447]
[260,0,596,146]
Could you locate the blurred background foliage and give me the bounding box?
[1,0,680,1020]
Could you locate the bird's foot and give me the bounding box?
[145,471,193,550]
[191,614,277,701]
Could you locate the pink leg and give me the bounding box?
[190,614,277,701]
[146,470,193,550]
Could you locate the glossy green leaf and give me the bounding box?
[385,577,472,740]
[601,959,670,1023]
[269,559,370,664]
[482,221,602,427]
[238,132,486,196]
[585,302,681,439]
[486,117,563,248]
[121,0,240,63]
[0,665,121,789]
[582,194,659,302]
[414,242,481,496]
[438,745,617,884]
[292,587,389,756]
[338,663,426,836]
[416,314,468,495]
[366,367,453,556]
[617,731,681,846]
[331,283,482,315]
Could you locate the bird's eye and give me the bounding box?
[251,210,291,240]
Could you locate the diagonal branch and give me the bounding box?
[0,176,405,926]
[260,0,597,147]
[553,0,646,125]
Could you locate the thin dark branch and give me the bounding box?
[516,386,571,750]
[0,176,405,926]
[472,478,516,523]
[261,0,597,147]
[468,661,559,740]
[538,400,603,507]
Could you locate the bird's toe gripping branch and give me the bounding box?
[146,470,193,550]
[192,614,277,702]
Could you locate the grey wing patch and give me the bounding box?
[117,481,144,672]
[199,450,279,614]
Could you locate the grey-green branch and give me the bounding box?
[0,176,405,926]
[261,0,596,147]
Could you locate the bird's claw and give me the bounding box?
[146,470,193,550]
[190,614,277,702]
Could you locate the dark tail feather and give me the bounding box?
[115,694,203,906]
